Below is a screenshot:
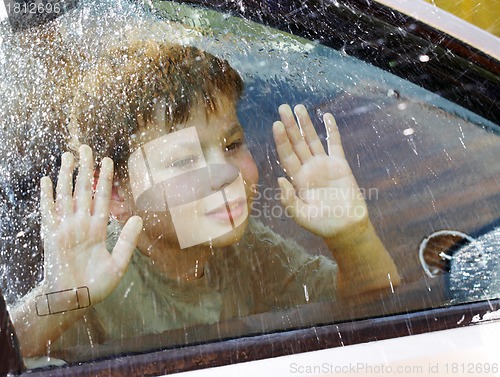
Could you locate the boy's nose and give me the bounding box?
[208,163,240,191]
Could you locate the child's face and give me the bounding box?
[124,95,259,250]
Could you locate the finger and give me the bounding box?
[56,152,75,216]
[278,104,313,163]
[40,176,56,231]
[74,145,93,214]
[273,121,302,178]
[294,104,326,156]
[111,216,142,274]
[277,177,309,229]
[93,157,114,226]
[324,113,346,159]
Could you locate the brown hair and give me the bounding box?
[69,40,244,178]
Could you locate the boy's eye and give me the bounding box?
[225,140,243,152]
[170,156,198,169]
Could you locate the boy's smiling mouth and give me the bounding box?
[205,197,246,223]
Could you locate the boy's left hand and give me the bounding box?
[273,104,369,239]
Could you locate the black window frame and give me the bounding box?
[18,300,500,376]
[174,0,499,125]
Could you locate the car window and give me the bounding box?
[0,0,499,374]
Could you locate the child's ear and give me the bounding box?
[109,182,133,223]
[136,112,147,130]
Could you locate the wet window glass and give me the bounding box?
[0,0,498,371]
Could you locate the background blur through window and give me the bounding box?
[424,0,500,36]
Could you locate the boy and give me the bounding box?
[11,41,400,358]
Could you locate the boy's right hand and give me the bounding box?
[40,145,142,307]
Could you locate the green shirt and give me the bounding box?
[51,219,338,356]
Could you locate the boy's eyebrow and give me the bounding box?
[155,141,203,159]
[169,140,200,149]
[225,123,244,138]
[145,134,201,154]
